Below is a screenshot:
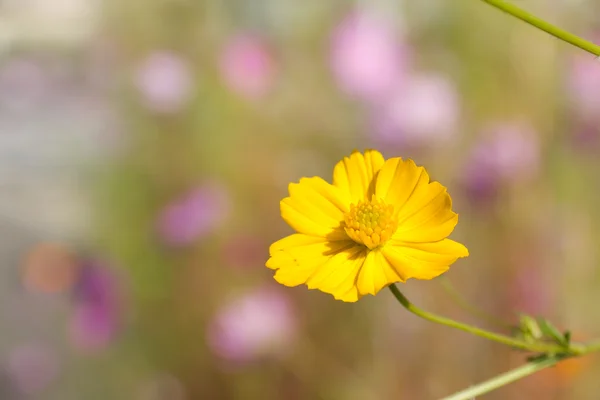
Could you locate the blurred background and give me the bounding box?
[2,0,600,398]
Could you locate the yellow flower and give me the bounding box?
[266,150,468,302]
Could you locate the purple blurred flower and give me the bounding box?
[69,260,122,352]
[462,122,540,202]
[134,51,194,114]
[219,34,275,100]
[330,10,408,101]
[567,53,600,149]
[6,343,60,395]
[157,183,230,247]
[568,53,600,121]
[370,73,459,147]
[207,288,295,363]
[509,266,553,316]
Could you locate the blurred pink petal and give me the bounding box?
[370,73,459,146]
[207,288,296,363]
[462,122,540,205]
[7,343,60,395]
[135,51,194,114]
[568,53,600,121]
[157,183,230,247]
[509,267,553,316]
[330,10,408,101]
[69,260,122,352]
[480,122,540,180]
[220,34,275,99]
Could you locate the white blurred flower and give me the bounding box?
[135,51,194,114]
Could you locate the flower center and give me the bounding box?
[343,196,398,250]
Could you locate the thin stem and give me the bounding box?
[581,338,600,353]
[439,276,513,330]
[480,0,600,56]
[440,355,566,400]
[388,284,572,354]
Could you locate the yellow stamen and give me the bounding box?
[343,196,398,249]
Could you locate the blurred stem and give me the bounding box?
[480,0,600,56]
[440,355,566,400]
[439,276,513,330]
[388,284,579,354]
[581,338,600,353]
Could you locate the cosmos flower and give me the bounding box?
[568,53,600,121]
[157,183,230,247]
[329,10,408,101]
[6,343,60,396]
[206,288,295,362]
[219,34,275,100]
[463,121,540,195]
[370,73,459,147]
[69,260,122,352]
[267,150,468,302]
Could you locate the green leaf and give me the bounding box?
[538,318,568,346]
[518,315,542,341]
[564,330,571,345]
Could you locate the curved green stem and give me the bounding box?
[440,354,567,400]
[439,276,513,330]
[388,284,578,354]
[480,0,600,56]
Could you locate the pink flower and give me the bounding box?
[473,122,540,181]
[219,34,275,99]
[462,121,540,203]
[207,288,295,363]
[330,10,408,101]
[69,260,123,352]
[7,343,60,395]
[568,53,600,121]
[134,51,193,114]
[509,267,553,316]
[370,73,459,147]
[157,183,230,247]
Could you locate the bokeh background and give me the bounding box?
[2,0,600,398]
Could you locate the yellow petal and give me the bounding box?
[267,233,356,288]
[306,245,367,302]
[356,249,403,296]
[333,149,385,204]
[375,157,459,243]
[266,234,326,270]
[281,177,349,239]
[381,239,468,281]
[393,186,458,243]
[375,157,426,211]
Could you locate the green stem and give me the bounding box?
[440,355,566,400]
[388,284,574,354]
[439,276,513,330]
[480,0,600,56]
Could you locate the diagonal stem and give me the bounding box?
[388,284,580,354]
[440,355,567,400]
[480,0,600,56]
